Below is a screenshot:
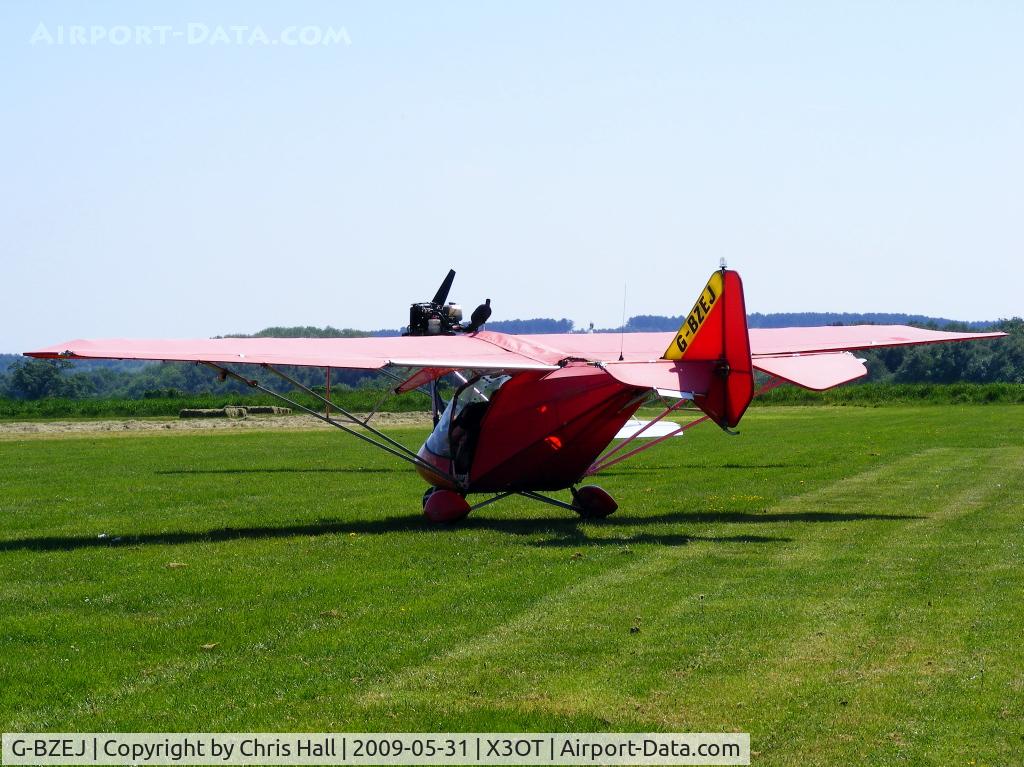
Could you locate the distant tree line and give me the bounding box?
[0,355,381,401]
[2,313,1021,400]
[220,326,373,339]
[366,318,574,337]
[625,311,998,332]
[485,318,574,334]
[856,319,1022,383]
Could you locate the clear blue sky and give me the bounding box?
[2,1,1021,352]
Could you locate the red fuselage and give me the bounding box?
[417,364,647,493]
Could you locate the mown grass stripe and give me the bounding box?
[356,452,945,725]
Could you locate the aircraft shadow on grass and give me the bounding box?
[155,467,401,475]
[0,508,922,554]
[598,462,818,475]
[157,464,816,478]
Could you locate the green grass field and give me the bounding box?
[1,407,1021,765]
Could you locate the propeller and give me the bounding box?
[431,269,456,305]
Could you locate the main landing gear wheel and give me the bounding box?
[422,488,471,523]
[571,485,618,519]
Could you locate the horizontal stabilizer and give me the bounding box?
[614,419,686,440]
[753,352,867,391]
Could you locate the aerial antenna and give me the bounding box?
[618,282,628,361]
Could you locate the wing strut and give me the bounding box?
[585,412,711,476]
[584,377,786,477]
[588,395,692,470]
[200,362,457,486]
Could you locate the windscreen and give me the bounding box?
[423,376,509,459]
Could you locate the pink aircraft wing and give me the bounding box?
[24,335,559,373]
[507,325,1005,362]
[747,325,1007,356]
[25,325,1005,394]
[511,325,1005,393]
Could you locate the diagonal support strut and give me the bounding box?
[200,361,458,487]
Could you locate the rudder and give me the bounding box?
[662,269,753,429]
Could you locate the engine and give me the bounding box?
[406,301,464,336]
[403,269,489,336]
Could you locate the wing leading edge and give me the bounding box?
[24,335,558,374]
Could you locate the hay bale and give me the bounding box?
[179,408,228,419]
[179,407,253,419]
[179,405,288,419]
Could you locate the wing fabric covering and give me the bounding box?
[500,326,1005,360]
[28,326,1003,378]
[25,336,559,374]
[746,325,1006,356]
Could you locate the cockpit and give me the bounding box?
[423,375,509,476]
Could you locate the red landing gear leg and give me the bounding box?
[571,485,618,519]
[422,488,471,523]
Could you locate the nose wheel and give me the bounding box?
[571,485,618,518]
[422,487,471,523]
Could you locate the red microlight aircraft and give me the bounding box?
[27,268,1005,523]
